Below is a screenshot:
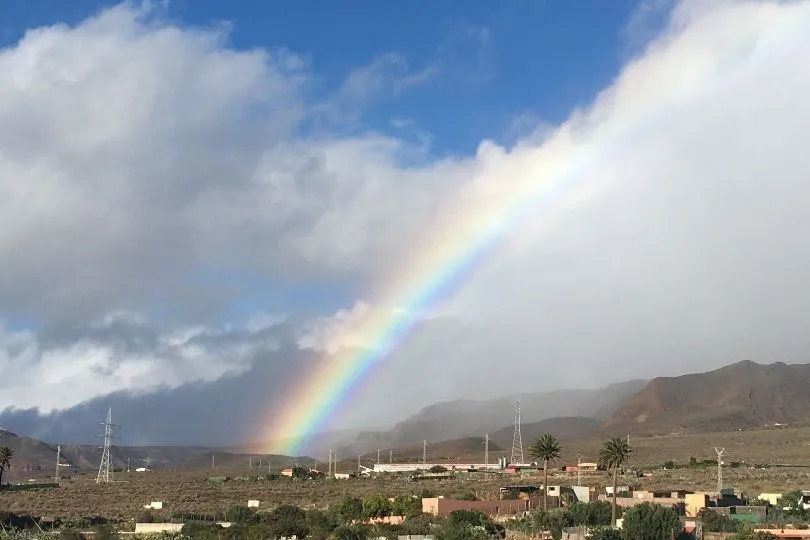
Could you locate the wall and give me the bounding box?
[597,495,684,513]
[685,493,709,517]
[372,463,499,473]
[422,496,553,517]
[134,523,184,533]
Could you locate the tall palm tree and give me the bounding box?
[598,437,632,526]
[0,446,13,487]
[528,433,562,510]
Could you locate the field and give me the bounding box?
[3,425,810,521]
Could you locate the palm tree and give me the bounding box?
[528,433,562,510]
[0,446,13,487]
[598,437,632,526]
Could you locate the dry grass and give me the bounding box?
[3,425,810,520]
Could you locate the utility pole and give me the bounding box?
[577,454,582,486]
[211,455,215,470]
[377,448,381,464]
[127,457,130,473]
[714,448,725,494]
[484,433,489,468]
[422,440,427,465]
[55,445,61,483]
[328,449,333,477]
[357,454,361,473]
[389,450,392,464]
[249,457,252,469]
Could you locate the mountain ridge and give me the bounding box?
[606,360,810,432]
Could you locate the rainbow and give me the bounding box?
[261,59,711,456]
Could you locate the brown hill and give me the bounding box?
[607,360,810,433]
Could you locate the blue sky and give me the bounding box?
[3,0,809,449]
[2,0,650,156]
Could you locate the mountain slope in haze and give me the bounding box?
[339,380,647,456]
[607,360,810,432]
[0,429,309,482]
[229,428,364,456]
[489,417,602,450]
[393,437,506,461]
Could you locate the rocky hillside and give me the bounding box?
[607,360,810,432]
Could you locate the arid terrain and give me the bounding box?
[4,424,810,522]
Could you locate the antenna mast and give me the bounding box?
[714,448,725,493]
[96,408,119,484]
[510,401,524,465]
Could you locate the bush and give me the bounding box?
[621,503,681,540]
[362,494,393,519]
[225,505,256,524]
[570,501,612,526]
[591,528,622,540]
[92,525,118,540]
[333,524,370,540]
[58,530,85,540]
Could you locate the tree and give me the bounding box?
[442,510,505,540]
[226,504,256,524]
[307,508,339,537]
[780,490,804,514]
[291,466,310,479]
[333,524,370,540]
[362,494,393,519]
[528,433,562,510]
[264,504,308,538]
[391,495,422,518]
[590,527,623,540]
[569,501,613,527]
[0,446,13,487]
[598,437,632,526]
[697,508,737,533]
[92,525,118,540]
[428,465,448,473]
[332,496,364,523]
[621,503,680,540]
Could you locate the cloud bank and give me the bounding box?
[3,0,810,442]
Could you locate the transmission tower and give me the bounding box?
[484,433,489,468]
[714,448,725,494]
[96,408,119,484]
[510,401,524,465]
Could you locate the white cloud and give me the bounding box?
[296,302,375,355]
[3,0,810,424]
[0,316,280,412]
